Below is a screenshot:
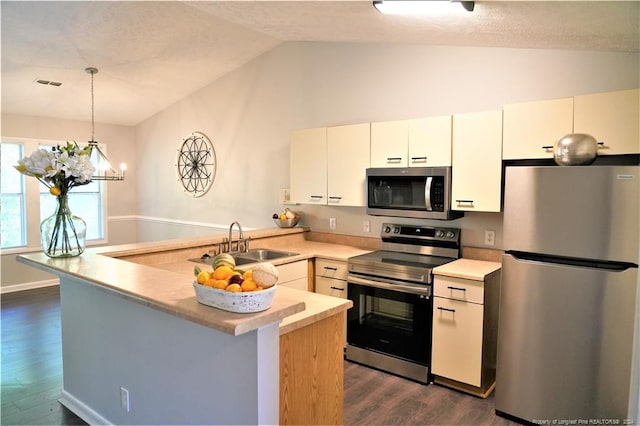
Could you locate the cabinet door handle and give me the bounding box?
[542,145,554,150]
[330,286,345,291]
[324,266,338,271]
[386,157,402,162]
[447,286,466,292]
[310,195,324,199]
[597,142,607,149]
[328,196,342,200]
[456,199,474,205]
[437,307,456,313]
[410,156,427,162]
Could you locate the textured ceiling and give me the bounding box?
[1,1,639,127]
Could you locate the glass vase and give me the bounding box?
[40,194,87,258]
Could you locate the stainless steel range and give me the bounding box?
[346,223,461,384]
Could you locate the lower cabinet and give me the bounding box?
[277,260,309,291]
[314,258,348,347]
[431,259,501,398]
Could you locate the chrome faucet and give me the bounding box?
[227,221,247,253]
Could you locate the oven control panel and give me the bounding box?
[381,223,460,242]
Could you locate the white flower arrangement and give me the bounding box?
[15,142,95,195]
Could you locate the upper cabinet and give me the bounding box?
[502,97,574,160]
[409,116,452,167]
[290,127,327,204]
[370,116,452,168]
[452,110,503,213]
[574,88,639,155]
[327,123,370,207]
[370,120,409,167]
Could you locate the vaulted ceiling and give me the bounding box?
[2,1,638,126]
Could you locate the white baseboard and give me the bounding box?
[0,279,59,294]
[59,390,112,426]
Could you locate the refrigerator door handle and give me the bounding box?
[506,250,638,271]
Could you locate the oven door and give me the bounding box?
[347,276,432,365]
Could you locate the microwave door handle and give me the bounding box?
[425,177,433,211]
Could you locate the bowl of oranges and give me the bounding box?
[272,208,300,228]
[192,254,279,313]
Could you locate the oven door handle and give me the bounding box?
[348,275,431,297]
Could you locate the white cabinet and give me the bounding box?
[370,120,409,167]
[314,258,348,299]
[290,127,327,204]
[370,116,452,168]
[431,259,501,398]
[314,258,348,346]
[502,97,574,160]
[574,88,640,155]
[451,110,503,212]
[327,123,370,207]
[290,123,369,207]
[277,260,309,291]
[408,116,452,166]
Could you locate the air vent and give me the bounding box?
[35,79,62,87]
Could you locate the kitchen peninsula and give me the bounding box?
[17,227,370,425]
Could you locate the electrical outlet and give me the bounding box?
[484,229,496,246]
[363,220,370,233]
[329,217,336,230]
[279,188,290,204]
[120,387,130,412]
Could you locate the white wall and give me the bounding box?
[135,41,639,246]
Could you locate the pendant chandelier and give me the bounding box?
[85,67,125,181]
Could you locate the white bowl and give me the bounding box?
[192,282,276,313]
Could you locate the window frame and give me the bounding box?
[0,137,109,254]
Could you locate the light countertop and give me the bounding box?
[433,258,502,281]
[17,227,369,337]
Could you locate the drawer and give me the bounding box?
[315,258,348,280]
[315,276,347,299]
[434,275,484,304]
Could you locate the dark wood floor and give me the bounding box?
[2,286,518,426]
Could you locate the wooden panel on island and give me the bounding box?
[280,311,345,425]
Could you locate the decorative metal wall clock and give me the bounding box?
[176,132,217,197]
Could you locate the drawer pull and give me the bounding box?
[330,286,345,291]
[324,266,338,271]
[447,286,466,292]
[411,156,427,162]
[456,199,474,205]
[542,145,554,151]
[437,307,456,313]
[386,157,402,162]
[309,195,324,199]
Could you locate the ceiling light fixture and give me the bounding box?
[85,67,125,181]
[373,0,475,14]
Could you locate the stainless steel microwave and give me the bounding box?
[366,167,463,220]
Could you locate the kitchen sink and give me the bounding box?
[188,249,298,266]
[233,249,299,265]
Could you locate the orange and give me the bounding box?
[242,269,253,280]
[214,279,228,290]
[241,278,258,292]
[196,270,211,284]
[225,283,242,293]
[213,265,235,281]
[203,278,217,287]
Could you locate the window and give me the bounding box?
[0,140,106,249]
[1,143,26,248]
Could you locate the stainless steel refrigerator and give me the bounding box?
[496,165,640,424]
